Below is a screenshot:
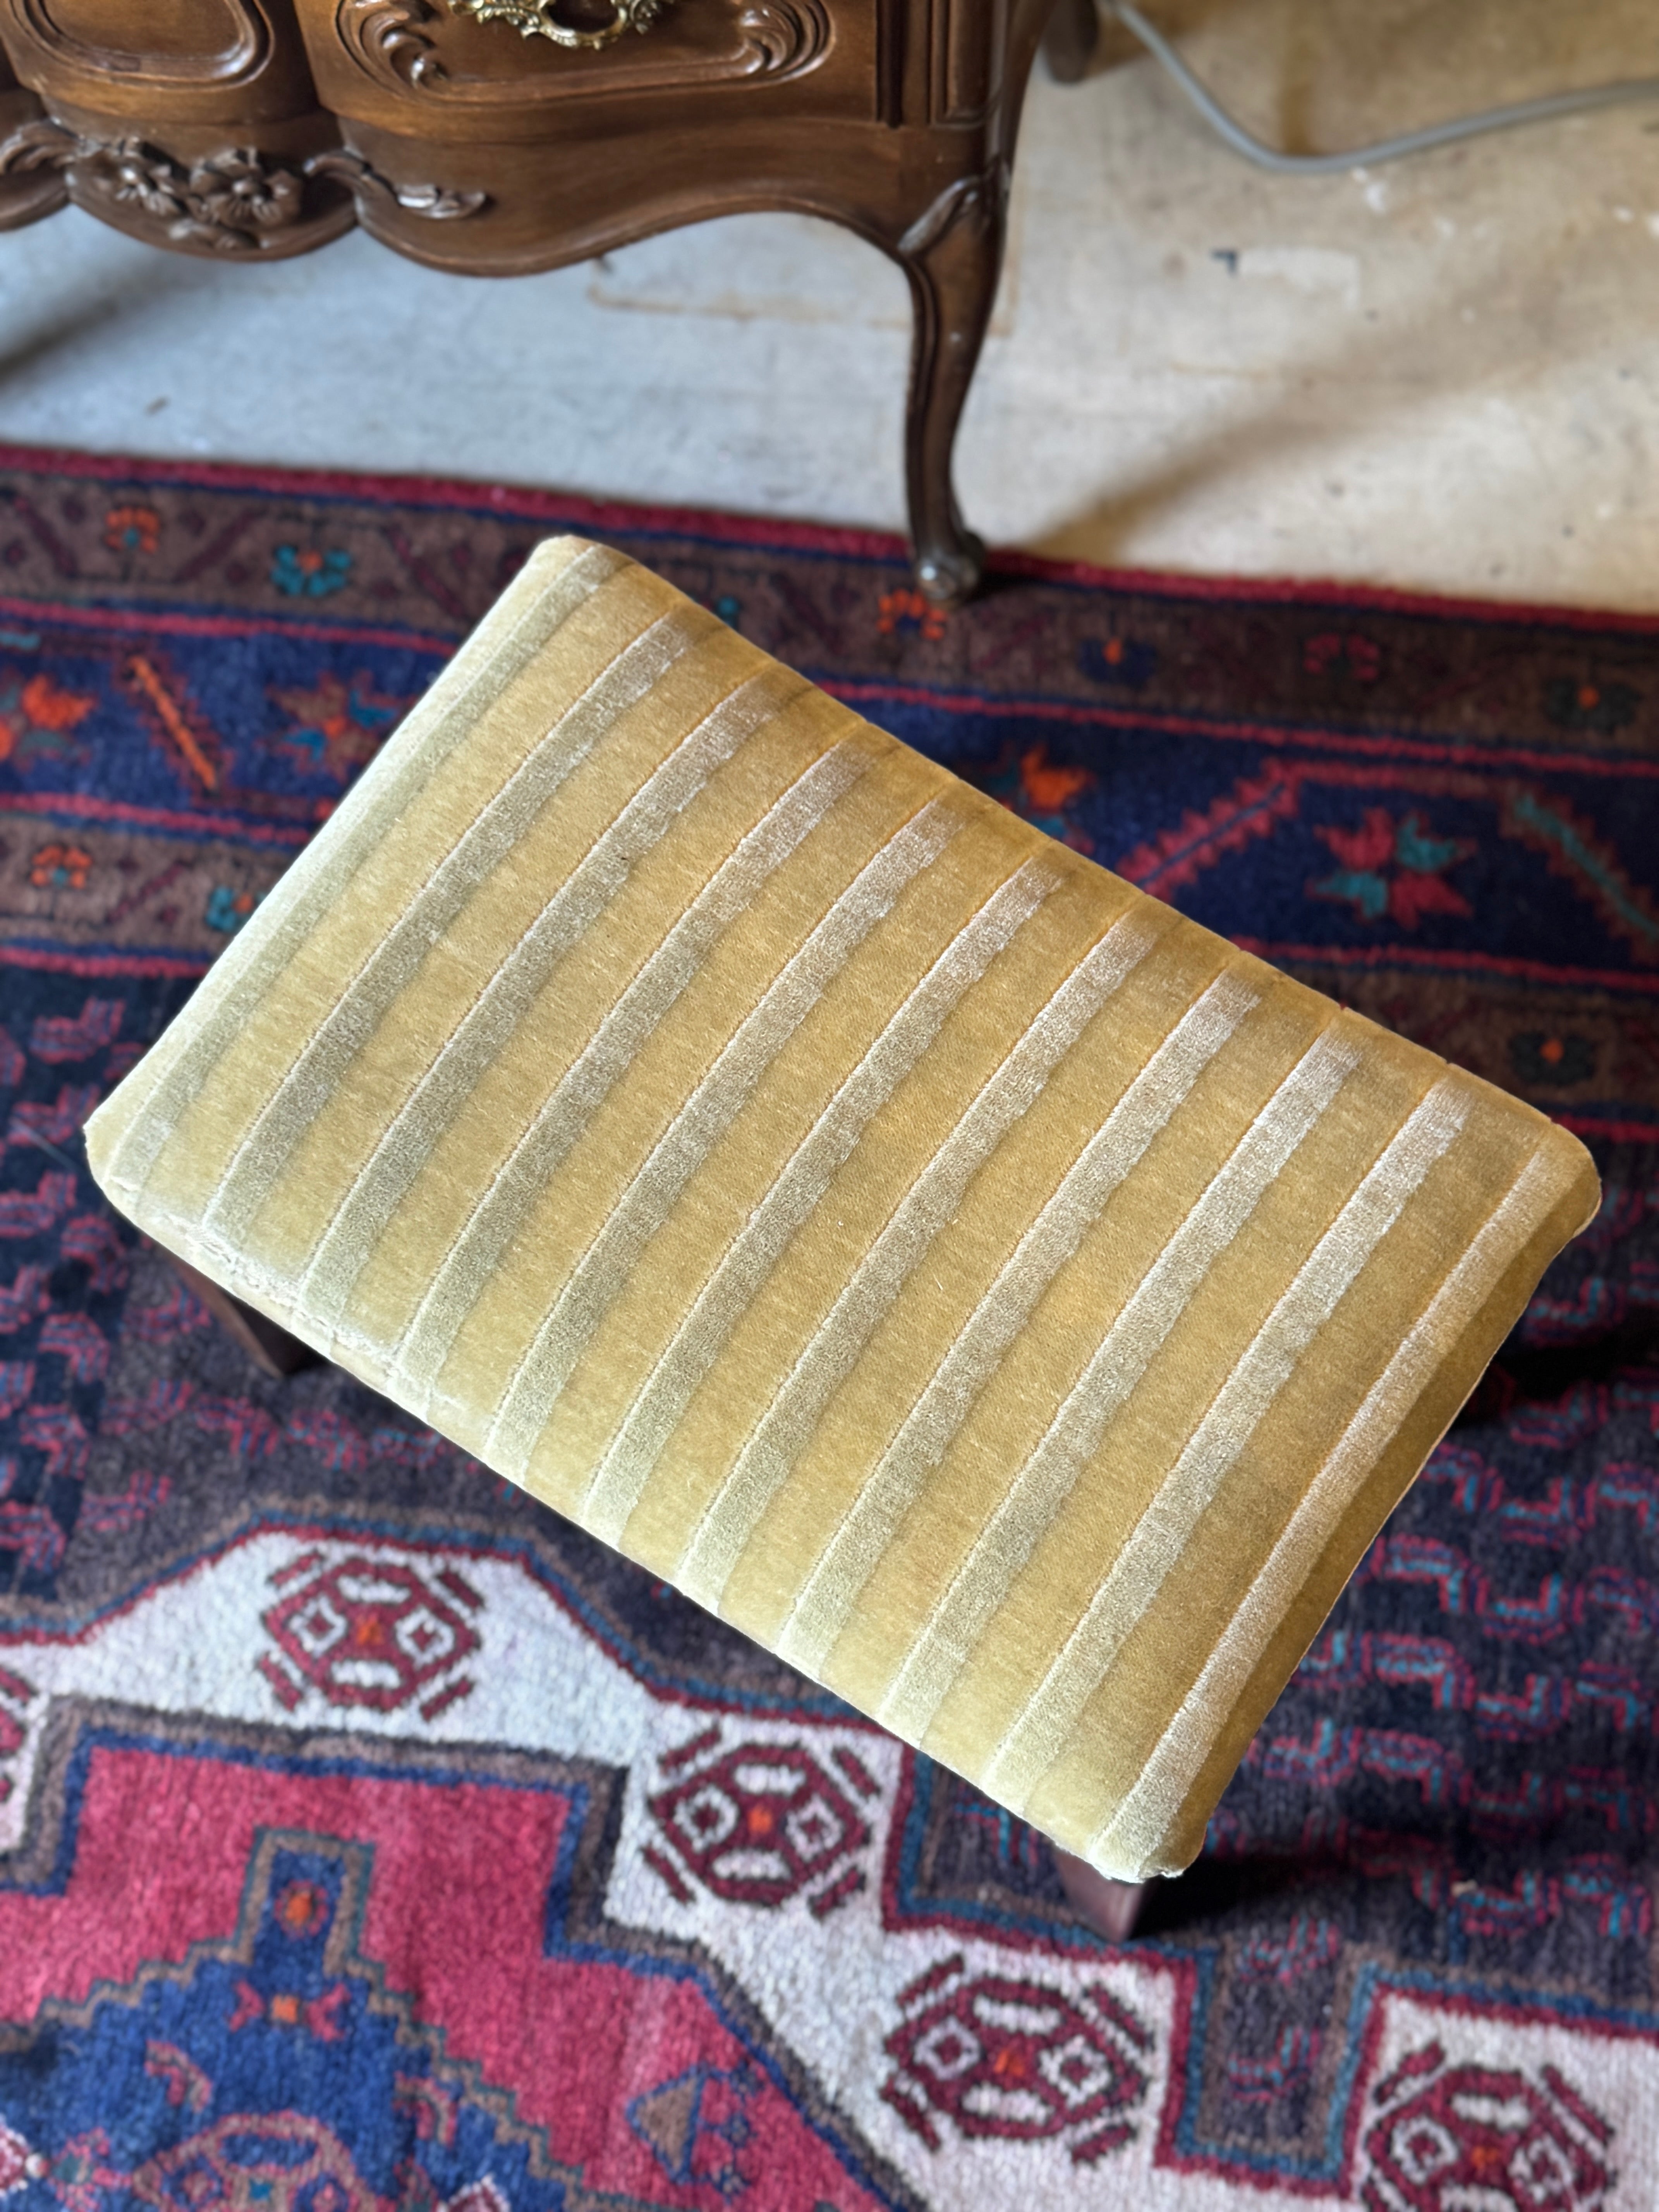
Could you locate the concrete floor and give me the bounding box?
[3,0,1659,606]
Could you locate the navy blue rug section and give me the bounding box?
[1,446,1657,2193]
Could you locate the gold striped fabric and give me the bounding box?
[84,537,1599,1883]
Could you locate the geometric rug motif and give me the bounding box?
[2,444,1657,2209]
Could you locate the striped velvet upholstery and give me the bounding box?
[85,537,1598,1882]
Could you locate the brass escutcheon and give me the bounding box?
[447,0,673,48]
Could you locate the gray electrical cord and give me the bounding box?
[1104,0,1659,173]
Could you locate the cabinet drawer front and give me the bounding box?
[307,0,876,131]
[0,0,319,119]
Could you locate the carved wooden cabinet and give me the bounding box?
[0,0,1066,601]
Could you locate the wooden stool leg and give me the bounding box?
[894,163,1008,609]
[1054,1847,1147,1940]
[1042,0,1098,84]
[165,1250,319,1379]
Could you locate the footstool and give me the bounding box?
[86,534,1597,1889]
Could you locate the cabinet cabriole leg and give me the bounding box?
[894,160,1008,608]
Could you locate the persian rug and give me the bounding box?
[0,445,1656,2212]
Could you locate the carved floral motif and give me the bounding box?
[0,120,485,251]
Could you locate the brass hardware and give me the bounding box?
[447,0,673,50]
